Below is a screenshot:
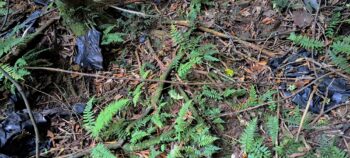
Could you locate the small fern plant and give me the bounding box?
[91,143,116,158]
[170,25,219,79]
[239,118,271,158]
[83,98,130,139]
[288,32,324,50]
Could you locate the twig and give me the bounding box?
[109,5,158,18]
[172,20,281,57]
[0,67,40,158]
[26,66,240,86]
[220,72,333,117]
[296,87,317,141]
[57,140,124,158]
[0,0,9,31]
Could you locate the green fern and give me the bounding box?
[83,98,96,133]
[174,100,192,133]
[82,99,130,139]
[326,12,341,38]
[329,50,350,74]
[288,33,324,50]
[272,0,289,11]
[130,131,150,144]
[202,86,223,100]
[239,118,271,157]
[245,86,258,107]
[266,116,279,144]
[0,63,29,81]
[0,37,23,57]
[250,138,271,158]
[239,118,258,153]
[101,25,124,45]
[91,143,116,158]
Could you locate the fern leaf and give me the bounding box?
[132,83,143,106]
[329,51,350,74]
[130,130,150,144]
[239,118,258,153]
[91,143,116,158]
[288,33,324,50]
[83,98,96,133]
[175,100,192,133]
[0,64,28,81]
[326,12,341,38]
[92,99,129,138]
[0,37,23,57]
[168,145,182,158]
[266,116,279,144]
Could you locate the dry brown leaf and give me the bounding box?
[261,17,275,25]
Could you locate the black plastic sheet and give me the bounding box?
[270,50,350,113]
[74,29,104,70]
[0,110,49,157]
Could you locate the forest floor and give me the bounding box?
[1,0,350,158]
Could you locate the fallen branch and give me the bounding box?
[0,67,40,158]
[172,20,281,57]
[26,66,236,86]
[296,87,317,141]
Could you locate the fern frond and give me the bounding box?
[0,37,23,57]
[329,50,350,74]
[250,139,271,158]
[175,100,192,133]
[0,64,29,81]
[245,86,258,107]
[92,99,129,138]
[91,143,116,158]
[331,40,350,55]
[170,25,185,45]
[132,83,143,106]
[266,116,279,144]
[168,145,182,158]
[288,33,324,50]
[239,118,258,153]
[130,130,150,144]
[83,98,96,133]
[202,86,223,100]
[326,12,341,38]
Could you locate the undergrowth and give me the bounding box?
[288,12,350,74]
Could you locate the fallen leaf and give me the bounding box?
[261,17,275,25]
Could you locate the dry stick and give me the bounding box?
[26,66,237,86]
[296,87,317,142]
[220,72,333,117]
[172,20,280,57]
[109,5,158,18]
[0,67,40,158]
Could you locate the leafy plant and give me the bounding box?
[83,98,130,139]
[170,25,219,79]
[288,33,324,50]
[239,118,271,158]
[91,143,116,158]
[101,25,125,45]
[272,0,289,11]
[326,12,341,38]
[266,116,279,144]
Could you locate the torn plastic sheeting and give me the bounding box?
[271,50,350,113]
[74,28,104,70]
[0,111,48,157]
